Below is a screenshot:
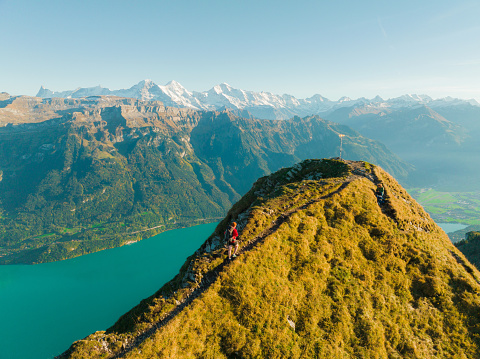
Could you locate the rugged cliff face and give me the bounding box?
[0,97,411,263]
[58,159,480,359]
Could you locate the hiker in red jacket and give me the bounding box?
[225,222,239,260]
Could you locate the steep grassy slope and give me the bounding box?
[58,159,480,359]
[0,98,411,263]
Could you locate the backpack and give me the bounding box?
[225,226,235,243]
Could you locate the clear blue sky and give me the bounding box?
[1,0,479,100]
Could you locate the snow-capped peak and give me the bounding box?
[338,96,352,103]
[137,79,155,88]
[308,94,329,102]
[162,80,191,98]
[220,83,233,91]
[393,94,432,103]
[212,83,234,94]
[467,98,480,106]
[165,80,183,88]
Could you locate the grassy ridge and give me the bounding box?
[59,160,480,359]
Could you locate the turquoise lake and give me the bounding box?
[0,222,217,359]
[437,222,469,234]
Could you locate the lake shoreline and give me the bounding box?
[1,222,218,359]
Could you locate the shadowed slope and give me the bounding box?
[456,232,480,270]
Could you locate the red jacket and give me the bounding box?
[225,227,238,242]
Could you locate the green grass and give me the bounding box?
[408,188,480,225]
[62,227,81,234]
[36,232,55,238]
[414,190,456,203]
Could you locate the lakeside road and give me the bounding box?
[127,217,224,235]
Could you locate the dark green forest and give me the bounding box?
[455,231,480,268]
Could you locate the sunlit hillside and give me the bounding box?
[58,159,480,359]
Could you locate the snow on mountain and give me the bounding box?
[119,79,156,100]
[35,80,480,120]
[36,85,115,99]
[386,94,433,108]
[427,96,480,108]
[158,80,204,108]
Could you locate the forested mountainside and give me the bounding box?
[0,97,411,263]
[58,159,480,359]
[456,231,480,269]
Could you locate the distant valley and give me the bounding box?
[323,103,480,191]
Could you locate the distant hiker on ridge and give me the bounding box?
[375,183,385,204]
[225,222,239,260]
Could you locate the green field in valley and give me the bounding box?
[408,188,480,226]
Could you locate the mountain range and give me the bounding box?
[57,159,480,358]
[456,231,480,269]
[4,83,480,357]
[36,80,480,121]
[33,80,480,191]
